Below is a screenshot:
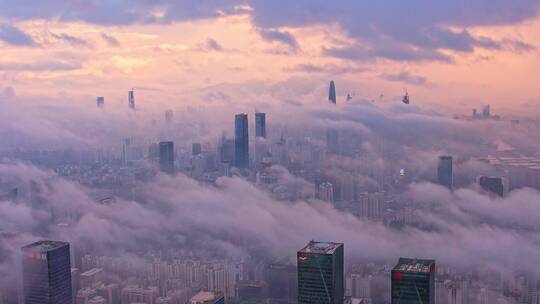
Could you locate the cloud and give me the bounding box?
[258,28,299,52]
[380,71,427,86]
[284,63,367,75]
[0,23,35,46]
[200,38,224,51]
[0,1,538,62]
[51,32,91,47]
[101,33,120,47]
[0,60,81,71]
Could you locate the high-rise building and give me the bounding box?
[234,114,249,168]
[391,257,435,304]
[327,129,339,155]
[128,90,135,109]
[298,241,344,304]
[477,176,507,197]
[329,81,337,104]
[159,141,175,175]
[22,240,72,304]
[318,182,334,203]
[192,143,202,156]
[165,110,173,123]
[189,291,224,304]
[255,112,266,138]
[437,156,453,190]
[96,97,105,108]
[482,104,490,118]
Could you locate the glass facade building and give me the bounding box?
[159,141,175,175]
[22,240,72,304]
[391,257,435,304]
[234,114,249,168]
[437,156,453,190]
[297,241,344,304]
[255,112,266,138]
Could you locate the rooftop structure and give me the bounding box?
[299,240,343,255]
[392,258,434,274]
[22,240,69,252]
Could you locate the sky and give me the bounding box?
[0,1,540,116]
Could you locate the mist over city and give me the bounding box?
[1,2,540,304]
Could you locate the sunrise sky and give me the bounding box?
[1,1,539,116]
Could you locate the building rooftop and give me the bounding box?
[81,268,103,276]
[393,257,435,274]
[190,291,221,303]
[22,240,68,252]
[299,240,343,255]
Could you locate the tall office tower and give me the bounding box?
[234,114,249,168]
[298,241,344,304]
[391,257,435,304]
[326,129,339,155]
[219,137,235,163]
[96,97,105,108]
[22,240,72,304]
[165,110,173,123]
[477,176,507,197]
[482,104,490,118]
[128,89,135,109]
[329,81,337,104]
[318,182,334,203]
[192,143,202,156]
[437,156,453,190]
[255,112,267,138]
[159,141,175,175]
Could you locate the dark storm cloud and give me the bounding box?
[0,23,35,46]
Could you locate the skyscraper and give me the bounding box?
[326,129,339,155]
[96,97,105,108]
[318,182,334,203]
[128,89,135,109]
[437,156,453,190]
[477,176,507,197]
[234,114,249,168]
[329,81,336,104]
[255,112,266,138]
[192,143,202,156]
[22,240,72,304]
[159,141,175,175]
[298,241,344,304]
[391,257,435,304]
[165,110,173,123]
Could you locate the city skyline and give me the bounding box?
[1,2,540,304]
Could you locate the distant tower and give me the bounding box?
[329,81,337,104]
[437,156,453,190]
[482,104,490,118]
[165,110,173,123]
[159,141,175,175]
[298,241,344,304]
[255,112,267,138]
[96,97,105,108]
[391,257,435,304]
[234,114,249,168]
[326,129,339,155]
[128,89,135,109]
[22,240,72,304]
